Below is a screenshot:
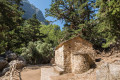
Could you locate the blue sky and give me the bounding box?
[28,0,64,29]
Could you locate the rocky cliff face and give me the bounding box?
[21,0,48,24]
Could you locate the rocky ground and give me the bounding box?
[0,65,40,80]
[0,52,120,80]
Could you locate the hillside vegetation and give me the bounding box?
[0,0,120,64]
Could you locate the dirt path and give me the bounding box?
[21,68,41,80]
[20,65,60,80]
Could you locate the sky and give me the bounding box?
[28,0,64,29]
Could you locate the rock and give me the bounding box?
[96,61,120,80]
[0,57,8,71]
[50,58,55,64]
[9,59,26,69]
[17,56,26,63]
[96,62,110,80]
[0,54,6,58]
[109,62,120,80]
[5,51,17,61]
[1,67,10,76]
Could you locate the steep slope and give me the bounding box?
[21,0,48,24]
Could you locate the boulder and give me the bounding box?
[17,56,26,63]
[0,57,8,71]
[96,61,120,80]
[109,62,120,80]
[1,67,10,76]
[9,59,26,69]
[96,62,110,80]
[5,51,17,61]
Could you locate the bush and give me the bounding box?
[21,41,53,64]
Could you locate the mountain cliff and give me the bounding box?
[21,0,48,24]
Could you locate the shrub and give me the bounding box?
[21,41,53,64]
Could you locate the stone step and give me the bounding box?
[53,66,64,75]
[41,67,59,80]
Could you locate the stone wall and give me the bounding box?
[71,53,94,74]
[70,37,96,60]
[55,45,64,69]
[64,43,72,73]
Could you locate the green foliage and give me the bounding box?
[76,0,120,48]
[0,0,46,54]
[61,23,87,41]
[46,0,94,29]
[60,27,76,41]
[0,0,120,58]
[95,0,120,48]
[40,24,63,46]
[21,41,53,64]
[0,0,23,53]
[19,14,45,46]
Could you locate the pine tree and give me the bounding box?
[46,0,94,30]
[95,0,120,47]
[0,0,23,53]
[18,14,48,48]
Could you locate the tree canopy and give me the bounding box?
[46,0,94,29]
[0,0,120,64]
